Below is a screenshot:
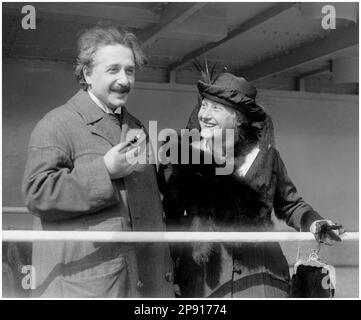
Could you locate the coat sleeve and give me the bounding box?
[273,151,323,231]
[22,113,120,222]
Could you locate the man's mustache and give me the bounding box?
[111,85,131,93]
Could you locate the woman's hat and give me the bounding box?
[197,73,266,122]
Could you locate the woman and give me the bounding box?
[158,73,343,298]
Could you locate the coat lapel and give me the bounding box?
[242,145,274,192]
[118,107,143,142]
[119,108,165,226]
[90,117,121,146]
[67,90,121,146]
[119,110,130,144]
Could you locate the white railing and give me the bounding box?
[2,207,359,243]
[3,206,30,214]
[2,230,359,243]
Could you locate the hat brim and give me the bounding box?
[197,81,266,122]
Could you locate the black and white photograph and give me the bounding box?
[1,1,359,302]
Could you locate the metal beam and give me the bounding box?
[2,3,158,28]
[239,25,358,81]
[297,62,332,80]
[168,2,296,71]
[296,61,333,90]
[139,2,206,48]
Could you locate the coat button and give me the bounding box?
[164,272,173,283]
[136,279,144,291]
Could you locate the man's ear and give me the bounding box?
[83,66,92,85]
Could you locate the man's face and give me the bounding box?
[198,98,239,138]
[84,44,135,109]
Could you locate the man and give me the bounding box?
[22,25,174,298]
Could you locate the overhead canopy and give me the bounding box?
[3,2,358,91]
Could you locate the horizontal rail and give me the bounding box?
[2,230,359,243]
[2,207,30,214]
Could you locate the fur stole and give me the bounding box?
[172,161,273,265]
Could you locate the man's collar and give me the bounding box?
[87,90,121,115]
[67,90,122,124]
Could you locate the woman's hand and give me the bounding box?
[174,284,182,297]
[310,220,345,245]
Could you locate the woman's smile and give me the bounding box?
[200,120,218,128]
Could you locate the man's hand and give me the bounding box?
[103,140,141,179]
[310,220,345,246]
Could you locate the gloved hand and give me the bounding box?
[310,220,345,245]
[174,284,182,297]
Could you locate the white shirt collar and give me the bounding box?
[237,145,260,177]
[87,90,121,114]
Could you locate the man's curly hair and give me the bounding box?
[74,24,147,90]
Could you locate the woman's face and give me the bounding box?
[198,98,241,138]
